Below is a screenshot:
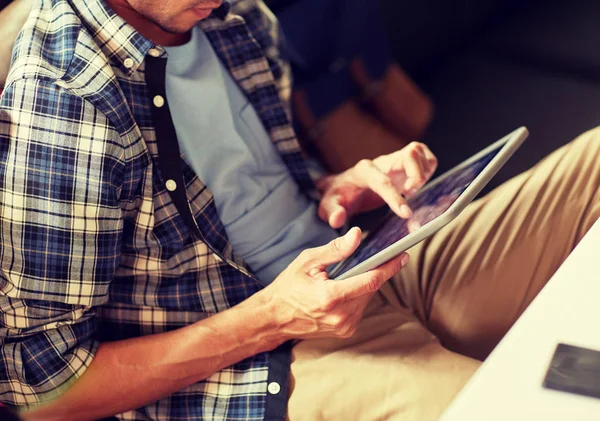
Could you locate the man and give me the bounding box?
[0,1,598,421]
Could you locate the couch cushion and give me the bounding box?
[483,0,600,80]
[380,0,523,75]
[419,53,600,192]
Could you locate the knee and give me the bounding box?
[572,126,600,152]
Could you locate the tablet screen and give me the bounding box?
[331,143,504,277]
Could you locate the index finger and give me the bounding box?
[353,160,412,218]
[403,147,429,191]
[326,253,409,301]
[299,227,363,270]
[422,144,439,175]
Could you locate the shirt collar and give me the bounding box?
[71,0,232,75]
[71,0,158,75]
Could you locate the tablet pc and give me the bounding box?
[330,127,529,280]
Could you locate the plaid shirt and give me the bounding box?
[0,0,317,419]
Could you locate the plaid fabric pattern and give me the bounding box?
[0,0,314,419]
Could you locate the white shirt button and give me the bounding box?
[123,58,134,69]
[148,48,161,57]
[165,179,177,192]
[153,95,165,108]
[267,382,281,395]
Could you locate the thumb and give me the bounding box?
[299,227,362,269]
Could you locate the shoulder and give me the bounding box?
[9,0,82,85]
[0,77,124,164]
[8,0,116,101]
[3,0,131,146]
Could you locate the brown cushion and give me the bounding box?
[0,0,31,89]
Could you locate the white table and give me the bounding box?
[439,218,600,421]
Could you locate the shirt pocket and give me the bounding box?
[237,102,281,170]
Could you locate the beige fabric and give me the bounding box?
[288,128,600,421]
[0,0,31,89]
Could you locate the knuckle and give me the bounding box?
[379,175,393,187]
[408,148,420,159]
[318,289,337,311]
[339,325,357,338]
[325,286,347,309]
[356,159,372,170]
[297,249,313,263]
[327,237,343,255]
[413,174,426,184]
[331,313,348,329]
[366,274,384,293]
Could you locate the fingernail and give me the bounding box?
[401,254,410,266]
[399,205,412,218]
[408,220,422,232]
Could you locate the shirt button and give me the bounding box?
[165,179,177,192]
[148,48,161,57]
[267,382,281,395]
[153,95,165,108]
[123,58,134,69]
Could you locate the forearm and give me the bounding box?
[22,292,283,421]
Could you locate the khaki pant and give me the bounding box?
[288,128,600,421]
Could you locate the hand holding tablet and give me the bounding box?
[330,127,529,280]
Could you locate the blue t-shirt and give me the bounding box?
[164,26,338,283]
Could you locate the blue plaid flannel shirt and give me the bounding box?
[0,0,319,419]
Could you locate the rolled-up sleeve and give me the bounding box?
[0,78,125,407]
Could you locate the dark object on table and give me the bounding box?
[543,343,600,400]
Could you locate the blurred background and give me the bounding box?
[267,0,600,192]
[2,0,599,192]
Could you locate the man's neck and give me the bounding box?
[105,0,190,46]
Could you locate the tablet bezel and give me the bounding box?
[331,126,529,280]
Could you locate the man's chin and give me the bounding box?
[157,21,198,35]
[159,24,194,35]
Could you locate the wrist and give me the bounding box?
[231,289,289,352]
